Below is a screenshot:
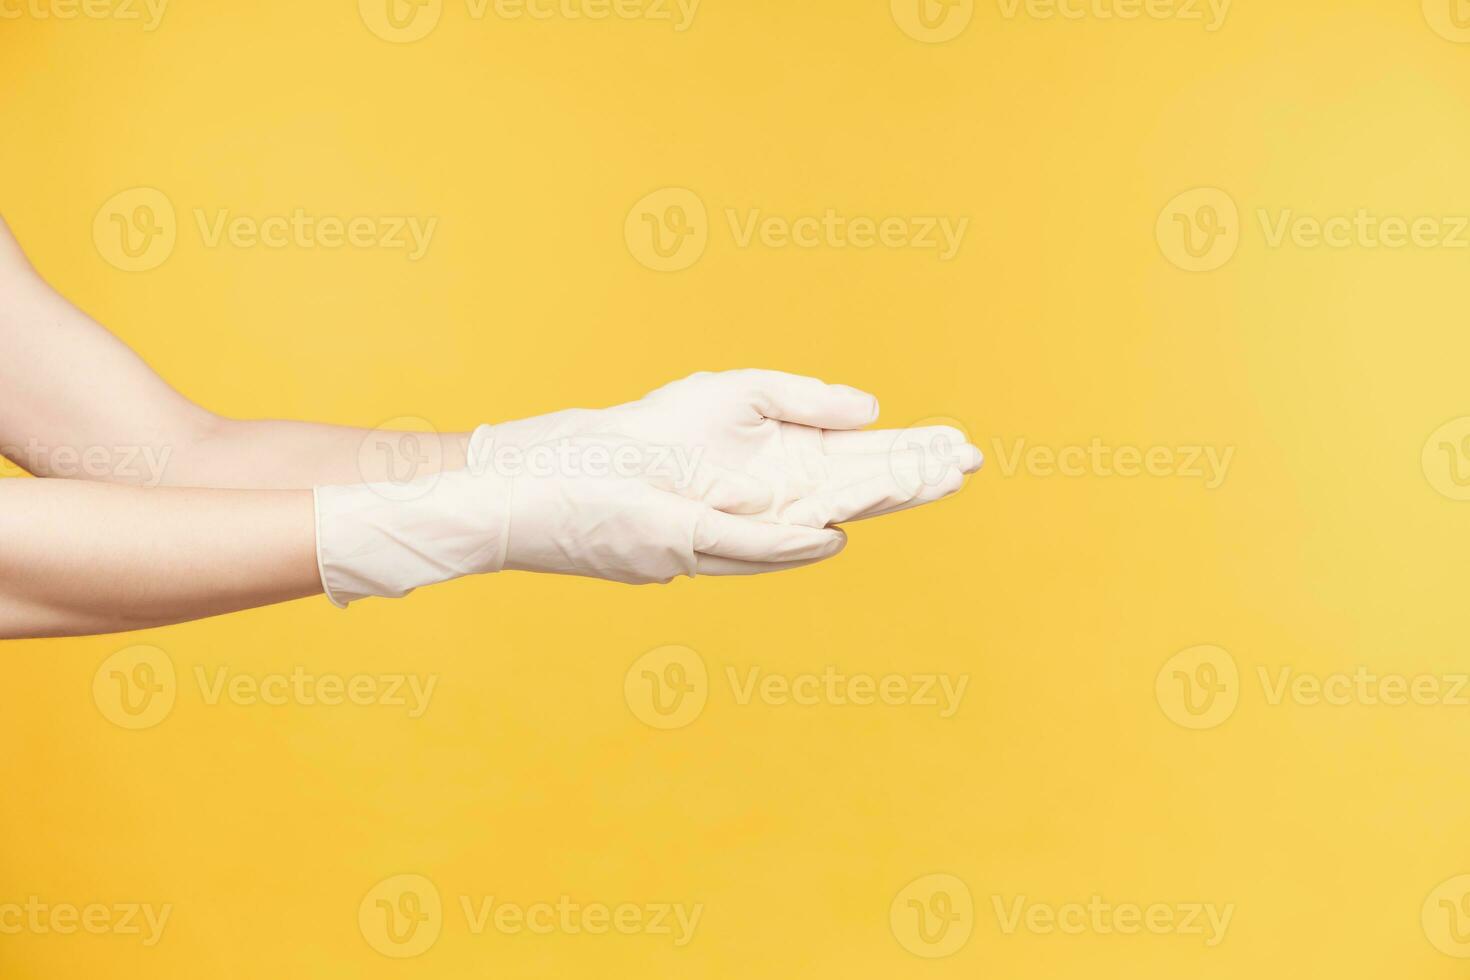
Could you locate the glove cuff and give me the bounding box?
[313,459,511,607]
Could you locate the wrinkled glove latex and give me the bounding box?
[315,430,847,606]
[477,370,983,528]
[314,370,982,606]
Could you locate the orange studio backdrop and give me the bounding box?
[4,0,1470,977]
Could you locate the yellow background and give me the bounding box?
[4,0,1470,975]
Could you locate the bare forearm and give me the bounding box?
[167,418,470,489]
[0,218,469,490]
[0,479,320,638]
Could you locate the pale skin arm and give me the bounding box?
[0,217,466,490]
[0,480,320,639]
[0,216,454,639]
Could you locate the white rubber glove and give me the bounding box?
[479,370,983,528]
[314,429,846,606]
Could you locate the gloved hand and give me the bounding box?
[314,430,847,606]
[314,370,982,606]
[475,369,983,528]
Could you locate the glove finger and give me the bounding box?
[785,446,977,525]
[642,459,773,515]
[737,369,880,430]
[839,466,970,522]
[821,427,984,474]
[694,508,847,562]
[780,470,923,528]
[694,554,833,576]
